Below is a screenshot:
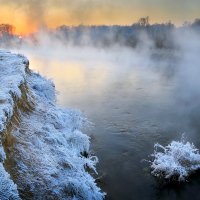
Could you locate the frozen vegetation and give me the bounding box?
[150,137,200,181]
[0,50,104,199]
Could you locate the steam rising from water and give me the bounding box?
[6,28,198,144]
[2,24,200,199]
[12,27,200,108]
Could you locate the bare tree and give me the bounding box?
[137,17,150,26]
[0,24,15,37]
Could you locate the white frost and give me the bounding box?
[150,137,200,181]
[0,50,28,199]
[0,163,20,200]
[0,50,28,132]
[0,50,105,199]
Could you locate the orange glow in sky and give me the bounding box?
[0,0,200,35]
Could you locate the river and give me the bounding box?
[15,46,200,200]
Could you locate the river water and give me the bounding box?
[17,47,200,200]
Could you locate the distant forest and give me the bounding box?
[1,17,200,49]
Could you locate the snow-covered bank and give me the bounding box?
[150,137,200,181]
[0,50,104,199]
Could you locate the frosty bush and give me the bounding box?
[150,137,200,181]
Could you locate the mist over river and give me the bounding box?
[11,45,200,200]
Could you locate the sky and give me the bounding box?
[0,0,200,35]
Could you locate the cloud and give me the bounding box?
[0,0,47,28]
[0,0,200,31]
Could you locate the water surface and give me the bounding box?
[19,47,200,200]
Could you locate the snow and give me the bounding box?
[0,163,20,200]
[0,50,105,199]
[0,50,28,199]
[0,50,28,132]
[150,137,200,181]
[0,142,20,199]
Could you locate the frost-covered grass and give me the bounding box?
[0,50,28,132]
[0,144,20,200]
[150,137,200,181]
[0,163,20,200]
[0,50,105,199]
[0,50,28,199]
[12,72,104,199]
